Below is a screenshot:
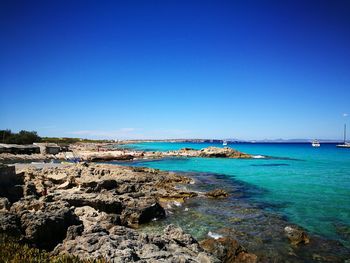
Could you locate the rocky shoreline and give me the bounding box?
[0,143,252,163]
[1,144,349,262]
[0,162,258,262]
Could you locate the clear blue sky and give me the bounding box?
[1,0,349,140]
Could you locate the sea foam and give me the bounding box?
[252,155,265,159]
[208,231,223,239]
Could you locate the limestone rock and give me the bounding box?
[0,197,10,211]
[23,182,39,197]
[18,200,80,250]
[58,192,123,214]
[121,200,166,228]
[200,237,257,263]
[199,147,251,158]
[0,211,21,236]
[205,189,229,198]
[284,226,310,245]
[54,224,219,262]
[74,206,120,233]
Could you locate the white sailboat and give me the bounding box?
[311,140,320,147]
[222,140,227,146]
[336,124,350,148]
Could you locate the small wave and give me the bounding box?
[252,155,266,159]
[208,231,223,239]
[251,163,289,167]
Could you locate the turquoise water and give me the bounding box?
[119,142,350,246]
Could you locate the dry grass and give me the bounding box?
[0,235,109,263]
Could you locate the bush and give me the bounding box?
[0,130,42,144]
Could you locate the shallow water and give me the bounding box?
[113,142,350,260]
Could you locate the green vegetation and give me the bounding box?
[0,129,114,145]
[41,137,113,144]
[0,235,108,263]
[0,130,41,144]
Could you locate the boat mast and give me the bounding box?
[344,124,347,143]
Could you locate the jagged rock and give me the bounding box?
[18,201,80,250]
[121,200,166,228]
[163,224,197,244]
[58,192,123,214]
[10,196,45,214]
[65,224,84,240]
[1,163,221,261]
[74,206,120,233]
[200,237,257,263]
[284,226,310,245]
[23,182,39,197]
[95,179,118,191]
[205,189,229,198]
[116,183,138,194]
[180,147,195,151]
[199,147,251,158]
[46,172,68,183]
[54,224,219,262]
[88,154,134,162]
[0,197,10,211]
[0,211,21,236]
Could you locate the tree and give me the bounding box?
[0,130,42,144]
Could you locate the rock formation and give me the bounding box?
[1,163,254,262]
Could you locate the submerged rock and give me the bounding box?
[284,226,310,245]
[205,189,229,198]
[200,236,257,263]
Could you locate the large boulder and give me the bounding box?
[18,201,80,250]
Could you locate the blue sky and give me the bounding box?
[1,0,350,140]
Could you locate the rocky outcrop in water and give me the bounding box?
[200,237,257,263]
[199,147,251,158]
[205,189,229,198]
[284,226,310,245]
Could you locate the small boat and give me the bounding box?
[311,140,320,147]
[336,124,350,148]
[222,140,227,146]
[337,143,350,148]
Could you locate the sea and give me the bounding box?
[111,142,350,261]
